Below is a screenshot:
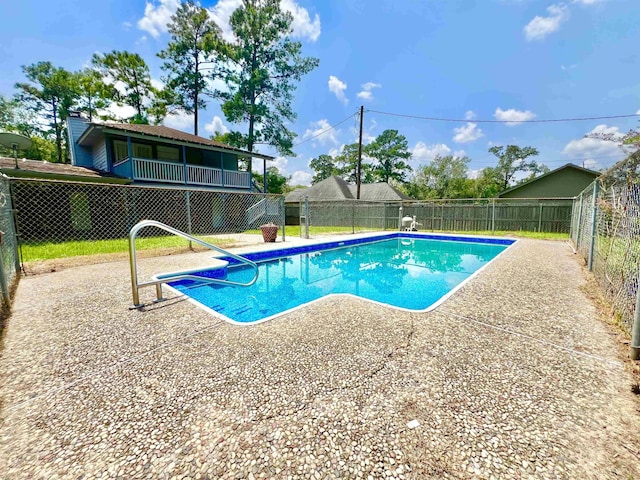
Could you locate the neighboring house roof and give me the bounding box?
[78,123,275,160]
[0,157,130,183]
[285,175,411,203]
[497,163,600,198]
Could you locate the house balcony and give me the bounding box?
[112,157,251,189]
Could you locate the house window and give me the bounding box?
[157,145,180,162]
[113,140,129,163]
[133,143,153,159]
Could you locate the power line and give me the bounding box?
[465,153,627,168]
[293,112,358,147]
[367,109,640,124]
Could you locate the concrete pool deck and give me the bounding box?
[1,237,639,479]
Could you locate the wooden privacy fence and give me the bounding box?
[287,198,573,234]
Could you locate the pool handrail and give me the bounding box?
[128,219,259,308]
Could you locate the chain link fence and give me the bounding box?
[11,178,285,262]
[572,180,640,334]
[0,176,19,306]
[290,198,573,237]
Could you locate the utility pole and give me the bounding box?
[356,105,364,200]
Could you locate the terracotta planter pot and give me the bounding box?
[260,224,278,242]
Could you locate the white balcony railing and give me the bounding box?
[125,157,250,188]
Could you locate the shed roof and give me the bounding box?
[285,175,411,203]
[0,157,129,183]
[497,163,600,197]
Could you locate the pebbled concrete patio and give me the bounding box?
[1,237,639,479]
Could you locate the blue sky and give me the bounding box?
[1,0,639,185]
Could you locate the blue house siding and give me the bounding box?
[67,115,93,168]
[92,139,108,172]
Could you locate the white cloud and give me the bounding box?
[562,124,624,164]
[411,142,451,164]
[204,115,229,135]
[453,149,467,158]
[137,0,180,38]
[524,4,569,41]
[208,0,242,42]
[636,109,640,115]
[209,0,320,43]
[150,78,165,91]
[290,170,313,186]
[328,75,348,105]
[453,123,484,144]
[163,111,194,131]
[102,104,138,121]
[281,0,321,42]
[572,0,604,5]
[252,156,288,174]
[271,156,288,172]
[328,146,342,158]
[356,82,381,101]
[303,119,340,146]
[122,21,133,31]
[464,110,476,120]
[494,107,536,126]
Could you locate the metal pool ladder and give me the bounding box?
[128,220,259,309]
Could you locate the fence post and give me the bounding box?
[491,199,496,234]
[587,182,599,271]
[538,204,543,232]
[8,180,21,273]
[303,196,309,239]
[281,196,286,242]
[631,283,640,360]
[351,201,355,234]
[575,193,583,249]
[398,205,403,231]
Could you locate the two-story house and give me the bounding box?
[67,112,274,191]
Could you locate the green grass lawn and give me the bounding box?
[21,235,237,262]
[21,226,568,263]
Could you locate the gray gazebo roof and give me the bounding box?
[286,175,411,203]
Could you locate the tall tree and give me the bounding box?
[0,94,18,131]
[472,167,503,198]
[158,0,220,135]
[92,51,156,123]
[415,155,474,198]
[15,61,78,163]
[335,143,374,183]
[365,129,412,183]
[75,68,116,121]
[216,0,319,167]
[590,126,640,185]
[488,145,542,191]
[309,154,338,184]
[252,166,290,194]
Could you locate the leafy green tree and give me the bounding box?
[15,61,79,163]
[158,0,220,135]
[590,127,640,185]
[488,145,542,191]
[309,154,338,184]
[365,129,412,183]
[92,51,156,123]
[216,0,319,166]
[472,167,503,198]
[414,155,474,198]
[252,166,290,194]
[334,143,374,183]
[0,94,17,130]
[75,68,116,121]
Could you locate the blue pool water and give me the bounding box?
[163,234,513,324]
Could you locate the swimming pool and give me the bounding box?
[158,233,515,324]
